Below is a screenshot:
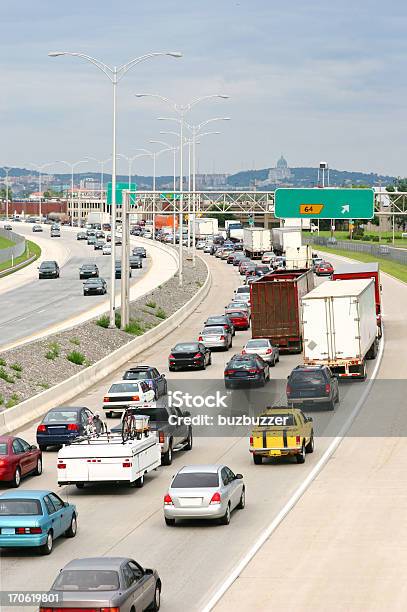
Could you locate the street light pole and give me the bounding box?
[85,156,111,212]
[49,50,182,328]
[150,140,178,242]
[56,160,87,226]
[1,167,11,220]
[30,162,54,223]
[135,93,229,286]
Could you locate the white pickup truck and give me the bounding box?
[57,429,161,489]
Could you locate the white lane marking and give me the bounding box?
[202,329,385,612]
[37,309,46,313]
[17,316,28,321]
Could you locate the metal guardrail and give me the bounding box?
[309,236,407,265]
[0,229,26,264]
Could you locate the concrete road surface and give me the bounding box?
[0,227,177,349]
[0,252,385,612]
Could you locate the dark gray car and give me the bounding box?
[46,557,161,612]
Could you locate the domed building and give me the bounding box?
[267,155,292,183]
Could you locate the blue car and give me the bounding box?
[36,406,95,450]
[0,490,77,555]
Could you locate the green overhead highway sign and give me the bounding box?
[274,188,374,219]
[107,182,138,206]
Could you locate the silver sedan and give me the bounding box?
[46,556,161,612]
[242,338,280,365]
[198,325,232,350]
[164,464,245,526]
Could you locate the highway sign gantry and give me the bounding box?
[275,188,374,219]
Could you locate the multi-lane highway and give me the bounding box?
[0,249,387,612]
[0,224,177,349]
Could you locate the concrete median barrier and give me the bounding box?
[0,254,210,434]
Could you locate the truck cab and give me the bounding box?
[250,407,314,464]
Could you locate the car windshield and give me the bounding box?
[206,317,226,325]
[246,340,269,348]
[109,383,140,393]
[236,287,250,293]
[173,343,199,352]
[40,262,55,269]
[43,410,78,423]
[226,311,245,317]
[52,570,120,592]
[203,327,224,335]
[172,472,219,488]
[123,371,149,380]
[82,265,96,270]
[0,499,42,515]
[290,370,326,384]
[85,279,102,284]
[0,443,8,455]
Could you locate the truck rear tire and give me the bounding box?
[162,442,173,466]
[306,433,314,453]
[296,444,306,464]
[253,454,263,465]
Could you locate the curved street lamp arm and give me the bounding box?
[48,52,113,81]
[119,53,181,81]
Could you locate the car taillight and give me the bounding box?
[67,423,79,431]
[325,383,331,394]
[122,461,132,468]
[210,492,221,504]
[194,353,202,359]
[169,354,174,360]
[57,463,66,469]
[296,436,301,445]
[164,494,173,505]
[250,435,253,446]
[241,349,246,354]
[16,527,42,534]
[131,395,140,401]
[103,396,110,402]
[198,336,203,341]
[266,348,272,354]
[249,368,260,373]
[286,384,291,396]
[220,335,225,340]
[37,424,46,432]
[159,431,165,443]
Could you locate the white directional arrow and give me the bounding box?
[341,204,350,214]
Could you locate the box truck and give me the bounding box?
[243,228,272,259]
[285,245,313,269]
[191,217,218,239]
[250,269,314,352]
[272,227,302,254]
[301,279,379,379]
[331,263,382,337]
[225,220,244,241]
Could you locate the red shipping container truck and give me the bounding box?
[331,263,382,337]
[250,269,314,353]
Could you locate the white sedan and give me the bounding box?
[242,338,280,366]
[102,244,112,255]
[102,381,155,417]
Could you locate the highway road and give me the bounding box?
[0,224,152,349]
[0,251,384,612]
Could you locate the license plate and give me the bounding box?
[2,528,15,535]
[235,372,248,377]
[179,498,203,507]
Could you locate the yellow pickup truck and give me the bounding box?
[250,407,314,464]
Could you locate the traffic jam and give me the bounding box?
[0,224,383,610]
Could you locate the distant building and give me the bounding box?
[195,173,229,189]
[256,156,293,187]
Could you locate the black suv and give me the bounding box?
[115,261,132,279]
[204,315,235,337]
[79,264,99,279]
[122,365,167,399]
[286,365,339,411]
[38,260,60,279]
[133,246,146,258]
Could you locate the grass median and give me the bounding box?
[0,240,41,275]
[316,244,407,284]
[0,236,15,249]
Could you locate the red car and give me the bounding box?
[316,261,334,276]
[0,436,42,487]
[225,309,250,330]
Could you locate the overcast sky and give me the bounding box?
[1,0,406,177]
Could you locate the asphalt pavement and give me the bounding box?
[0,225,150,348]
[0,252,383,612]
